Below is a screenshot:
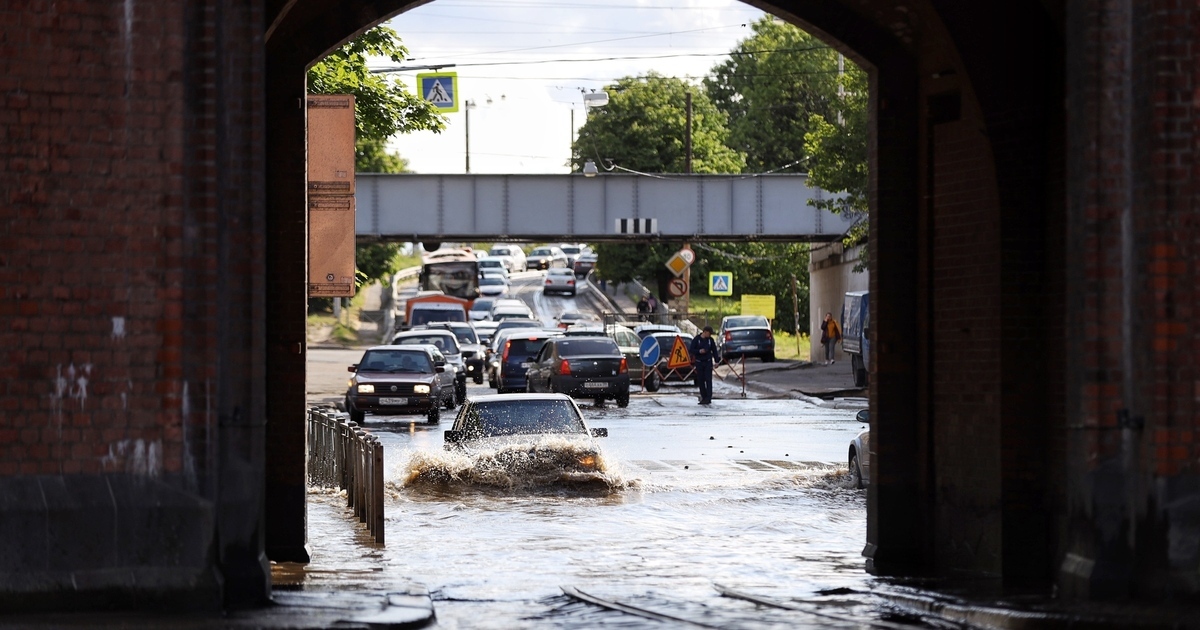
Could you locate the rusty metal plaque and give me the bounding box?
[307,94,356,298]
[309,195,356,297]
[307,95,356,195]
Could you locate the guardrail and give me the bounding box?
[307,406,385,544]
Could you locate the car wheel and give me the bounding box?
[644,372,661,393]
[569,289,576,296]
[456,384,467,403]
[593,397,604,407]
[763,353,776,363]
[474,373,484,384]
[616,391,630,408]
[445,390,456,410]
[347,399,365,424]
[852,355,868,388]
[850,451,864,489]
[427,405,440,424]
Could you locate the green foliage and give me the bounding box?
[307,26,446,140]
[804,67,869,270]
[689,243,810,331]
[705,16,843,173]
[571,73,745,174]
[356,138,410,174]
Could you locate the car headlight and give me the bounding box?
[576,454,597,469]
[413,384,431,394]
[357,384,375,394]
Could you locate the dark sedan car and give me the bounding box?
[392,329,468,402]
[496,331,558,394]
[717,315,776,363]
[526,336,630,407]
[344,345,455,424]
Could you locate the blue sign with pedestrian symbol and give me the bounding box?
[639,336,661,366]
[416,72,459,112]
[709,271,733,296]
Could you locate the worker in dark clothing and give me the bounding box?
[690,326,718,405]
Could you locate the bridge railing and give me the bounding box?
[307,406,385,544]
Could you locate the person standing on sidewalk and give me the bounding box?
[819,312,842,366]
[690,325,718,404]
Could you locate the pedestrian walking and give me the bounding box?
[819,312,842,366]
[636,295,651,321]
[690,325,718,404]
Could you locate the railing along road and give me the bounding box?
[307,406,385,544]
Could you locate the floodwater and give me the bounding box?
[289,386,899,628]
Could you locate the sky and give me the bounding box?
[380,0,769,174]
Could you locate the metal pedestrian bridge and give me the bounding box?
[354,173,858,243]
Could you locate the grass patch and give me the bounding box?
[772,331,811,362]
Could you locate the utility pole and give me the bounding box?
[791,274,801,357]
[464,99,476,173]
[685,91,693,174]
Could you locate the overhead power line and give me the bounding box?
[375,45,832,73]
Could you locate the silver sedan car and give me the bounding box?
[848,409,871,488]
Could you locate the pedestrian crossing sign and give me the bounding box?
[417,72,459,112]
[667,336,692,369]
[709,271,733,296]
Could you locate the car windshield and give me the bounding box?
[471,299,495,312]
[548,269,573,277]
[394,335,459,353]
[411,310,466,326]
[530,248,550,256]
[561,246,581,255]
[462,399,585,437]
[494,311,533,321]
[448,327,477,344]
[357,350,433,373]
[480,260,503,268]
[555,338,619,356]
[725,316,768,328]
[480,276,506,286]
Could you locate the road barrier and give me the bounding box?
[307,406,385,544]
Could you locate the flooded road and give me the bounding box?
[296,363,885,628]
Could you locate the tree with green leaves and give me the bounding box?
[572,73,744,296]
[571,73,744,174]
[804,64,868,269]
[705,16,843,174]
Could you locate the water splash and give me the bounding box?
[396,437,633,493]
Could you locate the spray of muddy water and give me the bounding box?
[393,436,638,494]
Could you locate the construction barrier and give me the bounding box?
[307,406,385,544]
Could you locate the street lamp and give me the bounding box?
[464,99,475,173]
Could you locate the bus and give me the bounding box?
[419,249,480,301]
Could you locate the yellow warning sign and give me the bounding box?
[667,336,692,369]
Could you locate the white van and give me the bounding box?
[488,244,527,272]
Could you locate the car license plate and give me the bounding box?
[379,397,408,405]
[583,382,607,389]
[521,362,534,368]
[742,345,759,350]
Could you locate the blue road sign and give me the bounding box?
[639,336,661,366]
[709,271,733,296]
[416,72,459,112]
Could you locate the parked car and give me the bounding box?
[526,336,630,407]
[543,268,578,296]
[493,306,536,321]
[526,246,568,270]
[572,253,597,278]
[849,409,871,488]
[420,321,486,385]
[469,297,497,321]
[344,345,455,424]
[477,256,511,279]
[443,394,608,478]
[487,244,527,272]
[391,329,468,402]
[717,315,776,363]
[496,330,559,394]
[478,274,510,297]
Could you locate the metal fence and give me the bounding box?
[307,406,385,544]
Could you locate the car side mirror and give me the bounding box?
[590,428,608,438]
[347,365,358,373]
[855,409,870,424]
[444,430,463,444]
[436,366,446,373]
